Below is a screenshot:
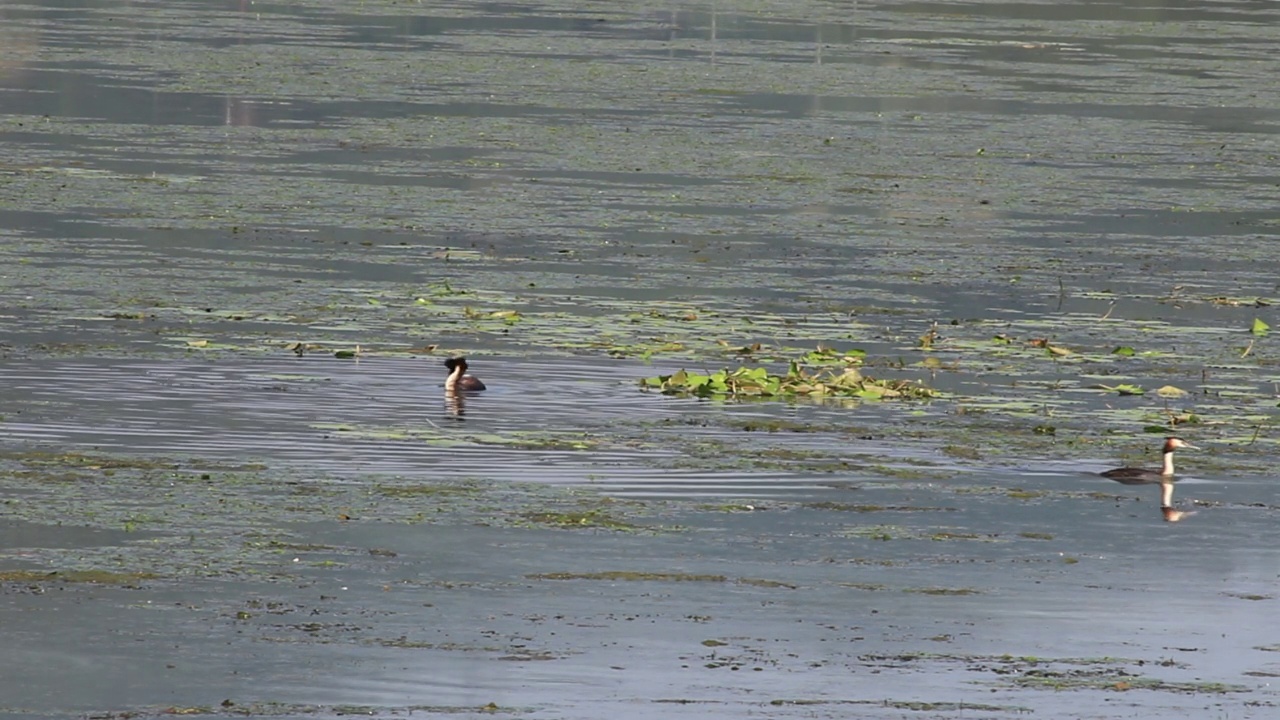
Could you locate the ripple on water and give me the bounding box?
[0,356,826,494]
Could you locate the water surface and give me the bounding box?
[3,1,1280,718]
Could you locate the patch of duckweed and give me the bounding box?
[930,531,986,541]
[1007,489,1048,500]
[376,638,444,649]
[849,645,1239,691]
[375,482,480,498]
[723,418,842,433]
[940,444,982,460]
[314,423,607,452]
[1009,675,1245,693]
[840,582,888,591]
[904,587,981,595]
[737,577,797,589]
[72,701,515,718]
[498,434,603,451]
[0,569,157,584]
[642,355,938,401]
[0,449,178,471]
[694,502,763,513]
[257,541,337,553]
[840,525,995,542]
[804,502,956,513]
[1224,592,1272,601]
[842,524,909,541]
[527,571,727,583]
[861,651,1162,669]
[865,464,952,480]
[518,509,643,531]
[770,699,1030,713]
[749,447,838,463]
[845,558,903,567]
[0,449,259,474]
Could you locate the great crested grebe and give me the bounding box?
[444,357,486,392]
[1100,437,1198,485]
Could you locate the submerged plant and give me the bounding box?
[642,356,937,401]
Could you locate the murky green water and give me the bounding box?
[3,1,1280,718]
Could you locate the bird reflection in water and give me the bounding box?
[1158,480,1196,523]
[445,389,467,419]
[1099,437,1201,524]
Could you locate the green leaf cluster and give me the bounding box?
[641,357,936,401]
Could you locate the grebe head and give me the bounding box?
[1163,437,1198,452]
[443,356,486,392]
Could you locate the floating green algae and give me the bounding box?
[642,354,938,401]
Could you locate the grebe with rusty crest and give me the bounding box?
[444,357,486,392]
[1100,437,1197,485]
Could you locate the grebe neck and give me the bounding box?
[445,364,463,392]
[1160,450,1176,476]
[1159,481,1174,507]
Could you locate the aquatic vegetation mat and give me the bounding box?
[642,352,938,401]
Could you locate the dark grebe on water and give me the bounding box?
[444,357,486,392]
[1100,437,1197,485]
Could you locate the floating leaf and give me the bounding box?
[801,347,852,365]
[1028,338,1072,356]
[1096,383,1145,396]
[1251,318,1270,335]
[1112,346,1136,356]
[185,339,209,348]
[1155,385,1189,398]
